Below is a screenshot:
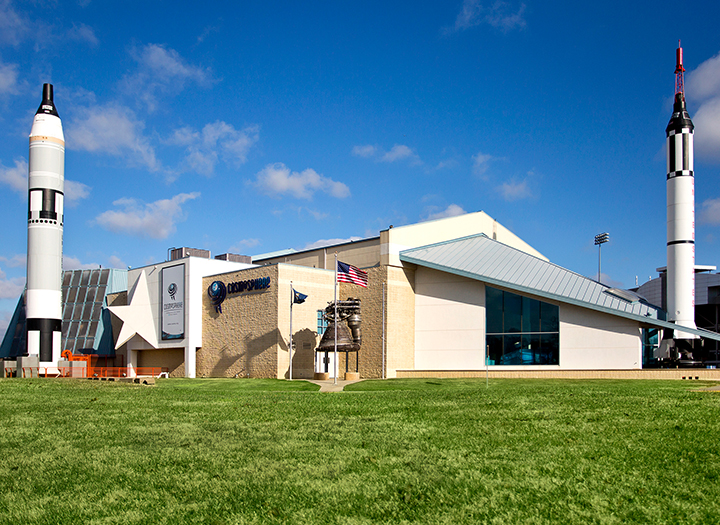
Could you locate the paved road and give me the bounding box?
[305,379,364,392]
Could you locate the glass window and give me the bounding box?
[486,335,503,365]
[89,270,100,286]
[485,287,503,333]
[317,310,328,335]
[485,286,559,365]
[541,302,559,332]
[522,299,540,333]
[504,293,522,333]
[81,270,90,286]
[71,271,81,287]
[99,270,109,286]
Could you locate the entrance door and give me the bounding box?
[315,351,337,378]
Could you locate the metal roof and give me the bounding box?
[400,234,720,342]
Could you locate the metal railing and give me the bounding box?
[5,366,168,379]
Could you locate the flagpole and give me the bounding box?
[334,253,338,385]
[289,281,293,381]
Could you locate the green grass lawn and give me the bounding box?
[0,377,719,524]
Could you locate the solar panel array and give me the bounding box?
[61,269,109,353]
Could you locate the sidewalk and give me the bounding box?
[306,378,364,392]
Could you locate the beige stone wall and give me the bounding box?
[200,265,280,378]
[384,266,416,377]
[137,348,184,377]
[331,265,415,379]
[200,264,335,378]
[255,238,381,270]
[276,264,335,379]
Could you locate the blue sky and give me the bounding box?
[2,0,720,338]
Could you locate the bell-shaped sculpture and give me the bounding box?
[317,320,360,353]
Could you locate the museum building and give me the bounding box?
[76,211,720,379]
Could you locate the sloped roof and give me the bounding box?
[400,234,720,342]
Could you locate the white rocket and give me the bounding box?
[665,43,696,337]
[26,84,64,363]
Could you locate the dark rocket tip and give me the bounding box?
[42,83,53,102]
[36,83,58,117]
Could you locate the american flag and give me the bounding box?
[337,261,368,287]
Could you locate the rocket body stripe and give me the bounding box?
[665,82,696,335]
[26,84,64,363]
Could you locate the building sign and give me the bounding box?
[208,276,271,314]
[162,264,185,340]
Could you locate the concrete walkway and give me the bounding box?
[306,378,364,392]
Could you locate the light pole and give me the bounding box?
[594,232,609,283]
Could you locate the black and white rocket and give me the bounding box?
[665,43,697,337]
[26,84,64,363]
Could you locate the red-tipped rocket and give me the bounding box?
[26,84,64,362]
[666,43,696,336]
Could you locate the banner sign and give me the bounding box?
[208,276,271,314]
[162,264,185,340]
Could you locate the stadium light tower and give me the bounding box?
[595,232,609,283]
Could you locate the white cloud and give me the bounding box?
[0,158,90,204]
[253,163,350,199]
[699,197,720,226]
[423,204,467,221]
[686,51,720,162]
[352,144,377,158]
[381,144,416,163]
[169,121,259,176]
[67,104,159,170]
[0,61,19,95]
[445,0,526,34]
[63,256,99,271]
[302,237,362,250]
[497,178,532,201]
[67,23,99,46]
[64,180,91,206]
[0,310,12,342]
[107,255,127,269]
[472,152,493,178]
[95,192,200,239]
[0,158,27,193]
[0,268,24,299]
[229,239,260,253]
[353,143,422,165]
[0,0,28,46]
[0,254,25,268]
[121,43,213,111]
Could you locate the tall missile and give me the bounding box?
[666,42,697,336]
[26,84,64,363]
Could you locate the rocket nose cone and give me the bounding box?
[43,83,53,102]
[36,83,59,118]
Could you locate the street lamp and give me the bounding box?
[594,232,609,283]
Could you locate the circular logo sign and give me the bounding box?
[167,282,177,300]
[208,281,227,313]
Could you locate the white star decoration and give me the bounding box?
[108,270,158,349]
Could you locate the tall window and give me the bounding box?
[486,286,559,365]
[317,310,328,335]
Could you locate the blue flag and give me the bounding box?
[293,288,308,304]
